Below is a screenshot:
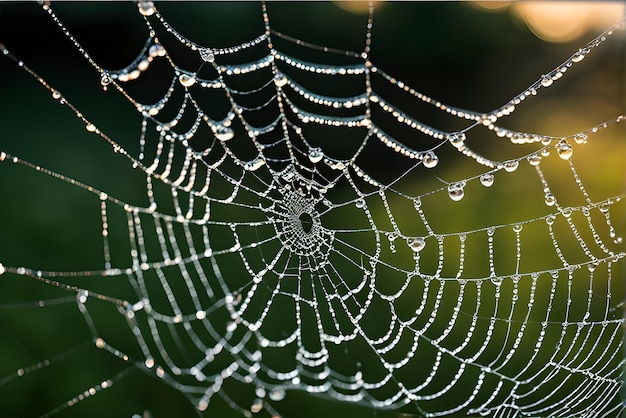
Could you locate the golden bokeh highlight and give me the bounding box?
[334,1,384,14]
[472,1,624,42]
[514,2,624,43]
[470,1,511,13]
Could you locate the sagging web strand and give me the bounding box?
[0,1,625,417]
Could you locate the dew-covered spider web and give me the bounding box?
[0,2,625,417]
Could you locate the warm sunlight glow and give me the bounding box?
[471,1,624,43]
[334,1,382,15]
[513,2,624,43]
[470,1,512,13]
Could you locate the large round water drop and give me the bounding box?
[490,276,503,286]
[541,76,553,87]
[407,237,426,252]
[448,132,465,149]
[503,160,519,172]
[574,133,588,144]
[269,388,286,401]
[479,173,494,187]
[571,49,586,63]
[527,154,542,166]
[275,75,288,88]
[557,141,573,160]
[308,147,324,163]
[216,128,234,141]
[138,1,155,16]
[422,152,439,168]
[448,183,465,201]
[200,48,215,63]
[179,74,197,87]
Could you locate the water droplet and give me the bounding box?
[137,59,150,72]
[513,224,523,233]
[447,132,465,148]
[327,160,345,170]
[86,123,97,132]
[503,160,519,172]
[149,44,166,57]
[269,387,286,401]
[250,399,263,413]
[275,75,288,88]
[118,71,133,83]
[448,183,464,201]
[544,193,556,206]
[546,214,556,225]
[571,49,586,63]
[95,338,105,349]
[216,128,234,141]
[355,198,365,209]
[599,203,610,213]
[77,289,88,304]
[407,237,426,252]
[557,141,573,160]
[479,173,494,187]
[200,48,215,63]
[138,1,155,16]
[413,198,422,210]
[615,237,623,245]
[0,263,5,275]
[100,74,112,88]
[244,157,265,171]
[179,73,197,87]
[490,276,503,286]
[52,90,62,100]
[308,147,323,163]
[561,207,572,217]
[541,76,553,87]
[574,133,587,144]
[422,151,439,168]
[527,154,542,166]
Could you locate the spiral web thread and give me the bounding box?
[0,2,625,417]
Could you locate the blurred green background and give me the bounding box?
[0,2,624,417]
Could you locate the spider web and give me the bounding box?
[0,2,625,417]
